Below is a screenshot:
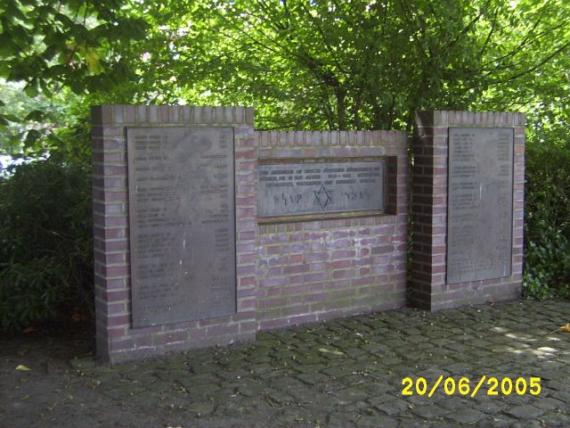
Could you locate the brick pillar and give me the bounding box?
[409,111,526,311]
[91,105,257,363]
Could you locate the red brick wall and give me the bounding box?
[92,106,524,362]
[92,106,258,363]
[255,131,408,330]
[410,111,525,310]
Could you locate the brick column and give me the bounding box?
[91,105,257,363]
[409,111,525,311]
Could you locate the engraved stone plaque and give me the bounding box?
[447,128,514,284]
[258,160,385,217]
[127,127,235,327]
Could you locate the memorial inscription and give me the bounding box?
[447,128,514,283]
[258,160,385,218]
[127,127,236,327]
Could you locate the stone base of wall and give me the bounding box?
[108,331,256,364]
[409,280,521,312]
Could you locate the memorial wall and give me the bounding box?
[92,106,524,362]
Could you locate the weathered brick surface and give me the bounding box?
[256,131,408,330]
[93,106,523,362]
[410,111,525,311]
[92,106,257,363]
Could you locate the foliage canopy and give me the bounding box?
[2,0,569,135]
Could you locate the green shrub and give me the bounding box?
[0,158,93,331]
[524,139,570,299]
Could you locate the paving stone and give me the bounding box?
[374,398,411,416]
[325,412,358,428]
[177,379,221,396]
[472,399,506,414]
[333,385,371,403]
[2,300,570,427]
[511,421,543,428]
[533,397,565,411]
[355,414,399,427]
[187,399,215,416]
[539,411,570,427]
[438,396,470,411]
[446,408,485,424]
[505,404,545,419]
[366,394,399,407]
[410,404,449,419]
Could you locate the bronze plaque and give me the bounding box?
[258,160,385,217]
[447,128,514,284]
[127,127,235,327]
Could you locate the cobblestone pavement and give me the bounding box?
[1,300,569,427]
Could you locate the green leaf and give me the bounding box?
[24,129,42,146]
[0,34,15,56]
[24,80,39,98]
[25,110,45,121]
[54,13,74,27]
[39,80,52,98]
[2,114,21,122]
[84,48,103,74]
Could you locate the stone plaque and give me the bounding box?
[447,128,514,284]
[258,160,385,217]
[127,127,235,327]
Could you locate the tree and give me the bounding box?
[0,0,147,155]
[0,0,147,95]
[125,0,570,131]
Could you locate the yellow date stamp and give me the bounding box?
[401,376,541,398]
